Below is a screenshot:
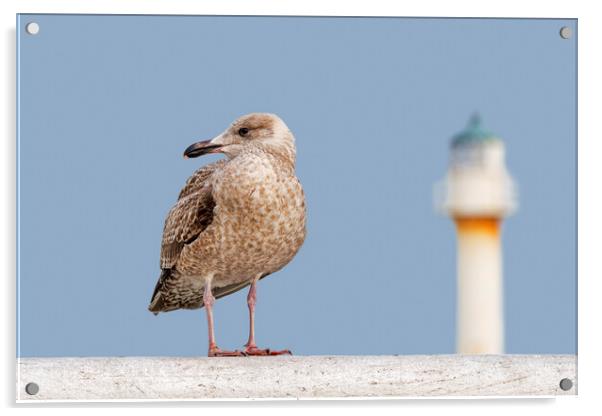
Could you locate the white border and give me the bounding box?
[3,0,600,414]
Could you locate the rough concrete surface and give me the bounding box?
[16,354,577,401]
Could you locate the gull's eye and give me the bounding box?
[238,128,249,137]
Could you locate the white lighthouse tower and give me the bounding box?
[435,114,517,354]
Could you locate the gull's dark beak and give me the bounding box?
[183,140,223,159]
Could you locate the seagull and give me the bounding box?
[148,113,307,357]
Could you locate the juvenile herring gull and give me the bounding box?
[148,113,306,357]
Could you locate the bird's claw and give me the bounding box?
[208,347,246,357]
[243,346,293,356]
[267,349,293,356]
[208,345,292,357]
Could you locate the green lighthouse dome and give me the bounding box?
[452,114,498,147]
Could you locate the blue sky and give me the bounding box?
[17,15,576,356]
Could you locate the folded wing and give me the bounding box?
[159,160,225,269]
[149,161,224,312]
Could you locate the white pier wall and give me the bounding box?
[17,354,576,401]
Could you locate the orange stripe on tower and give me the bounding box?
[454,217,500,237]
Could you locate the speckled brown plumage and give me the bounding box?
[148,114,306,316]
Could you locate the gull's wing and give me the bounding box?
[159,188,214,269]
[148,161,224,313]
[159,160,225,269]
[177,159,226,200]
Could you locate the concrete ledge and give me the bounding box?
[17,354,576,401]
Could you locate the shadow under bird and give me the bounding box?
[149,113,307,357]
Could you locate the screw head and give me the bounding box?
[559,26,572,39]
[559,378,573,391]
[25,382,39,395]
[25,22,40,35]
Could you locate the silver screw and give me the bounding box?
[559,26,572,39]
[25,22,40,35]
[25,382,39,395]
[559,378,573,391]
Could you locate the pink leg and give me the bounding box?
[204,283,244,357]
[243,279,292,356]
[244,280,259,350]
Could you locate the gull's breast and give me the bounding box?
[211,157,306,284]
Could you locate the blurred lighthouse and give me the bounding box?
[435,114,517,354]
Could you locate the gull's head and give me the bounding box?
[183,113,296,163]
